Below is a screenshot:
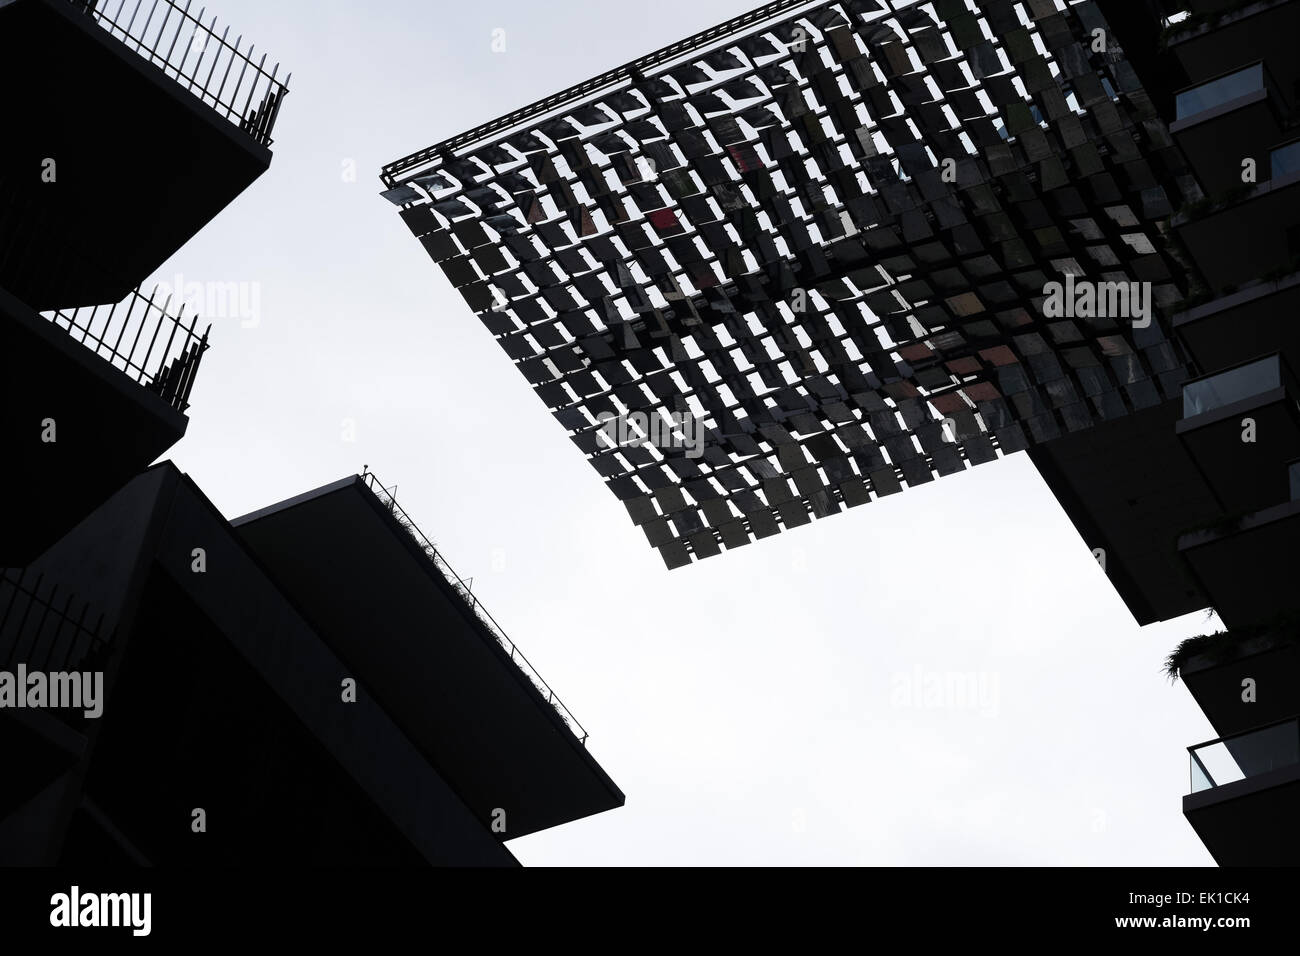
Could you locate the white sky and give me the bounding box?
[154,0,1218,865]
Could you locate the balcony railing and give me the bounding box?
[360,470,590,745]
[1174,62,1265,122]
[43,286,210,414]
[0,568,114,675]
[70,0,289,147]
[1189,717,1300,793]
[1182,353,1291,418]
[1272,140,1300,180]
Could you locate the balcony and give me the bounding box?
[1179,496,1300,628]
[1184,717,1300,865]
[1183,355,1286,416]
[1172,621,1300,736]
[4,465,523,865]
[1173,272,1300,372]
[1174,168,1300,293]
[1176,354,1300,513]
[1029,397,1218,625]
[1170,63,1289,195]
[1191,718,1300,793]
[0,282,207,564]
[232,471,625,839]
[0,0,289,309]
[1175,63,1266,119]
[1273,140,1300,178]
[0,566,115,862]
[0,567,113,741]
[1163,0,1300,118]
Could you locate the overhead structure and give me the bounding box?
[384,0,1200,568]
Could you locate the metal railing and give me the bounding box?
[0,568,114,674]
[43,286,210,414]
[360,470,590,745]
[70,0,290,147]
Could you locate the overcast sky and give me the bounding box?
[153,0,1219,865]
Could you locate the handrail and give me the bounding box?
[1186,714,1300,754]
[359,470,590,745]
[43,286,211,414]
[0,567,114,673]
[70,0,290,148]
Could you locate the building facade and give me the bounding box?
[383,0,1300,863]
[2,0,622,866]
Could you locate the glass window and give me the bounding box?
[1175,64,1264,120]
[1183,355,1282,418]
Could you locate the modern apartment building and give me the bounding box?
[2,0,622,866]
[1098,0,1300,866]
[382,0,1299,862]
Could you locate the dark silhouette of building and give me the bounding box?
[2,465,622,864]
[1083,0,1300,866]
[2,0,622,866]
[382,0,1300,862]
[2,0,287,565]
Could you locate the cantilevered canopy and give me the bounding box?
[384,0,1201,569]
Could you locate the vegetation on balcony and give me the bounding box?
[1177,507,1254,540]
[1165,611,1300,681]
[1170,262,1300,314]
[1159,0,1276,48]
[1175,182,1260,225]
[1259,258,1300,283]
